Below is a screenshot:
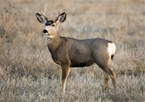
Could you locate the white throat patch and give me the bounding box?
[46,34,54,44]
[47,39,50,44]
[46,34,54,39]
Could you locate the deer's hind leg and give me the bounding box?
[104,72,110,90]
[100,64,116,90]
[110,71,116,89]
[93,54,116,90]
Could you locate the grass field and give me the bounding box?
[0,0,145,101]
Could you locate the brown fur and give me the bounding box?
[47,35,116,92]
[35,10,116,93]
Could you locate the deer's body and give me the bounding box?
[35,7,117,93]
[48,36,114,68]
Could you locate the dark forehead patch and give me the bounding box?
[45,20,53,26]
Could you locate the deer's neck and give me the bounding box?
[47,34,62,52]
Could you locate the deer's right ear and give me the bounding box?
[35,13,46,24]
[56,12,67,23]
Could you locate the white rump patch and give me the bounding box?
[107,43,116,57]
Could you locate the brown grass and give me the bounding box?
[0,0,145,101]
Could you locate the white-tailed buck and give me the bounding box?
[35,7,116,93]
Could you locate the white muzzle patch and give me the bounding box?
[44,26,55,39]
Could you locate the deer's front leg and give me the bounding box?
[61,65,70,93]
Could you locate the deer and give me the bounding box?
[35,7,116,93]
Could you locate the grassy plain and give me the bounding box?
[0,0,145,101]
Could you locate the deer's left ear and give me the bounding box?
[56,12,67,23]
[35,13,48,24]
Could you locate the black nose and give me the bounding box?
[43,29,48,33]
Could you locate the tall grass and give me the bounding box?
[0,0,145,101]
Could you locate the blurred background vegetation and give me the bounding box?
[0,0,145,101]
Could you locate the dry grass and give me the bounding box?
[0,0,145,101]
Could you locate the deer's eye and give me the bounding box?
[52,24,55,27]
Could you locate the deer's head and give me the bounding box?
[35,7,66,39]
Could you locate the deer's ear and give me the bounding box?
[56,12,67,23]
[35,13,46,24]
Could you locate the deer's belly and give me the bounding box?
[70,60,95,67]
